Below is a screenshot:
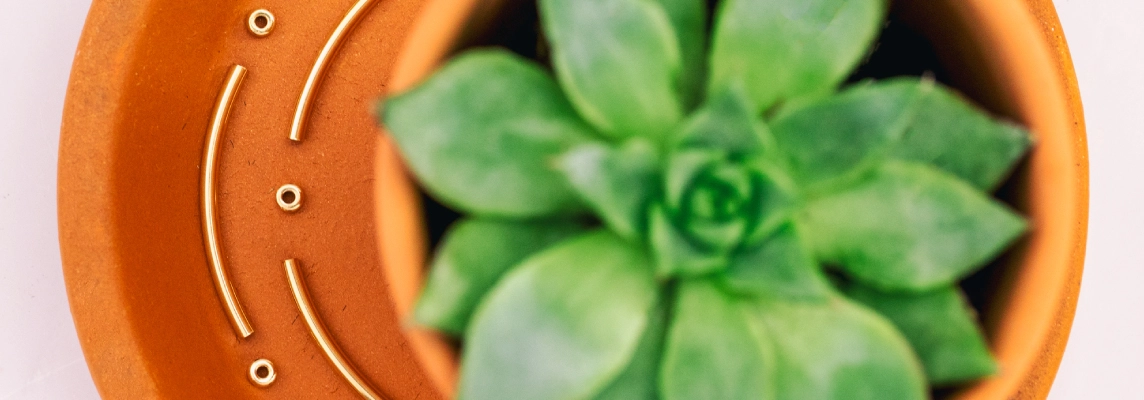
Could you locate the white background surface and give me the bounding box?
[0,0,98,398]
[1043,1,1144,398]
[0,0,1135,398]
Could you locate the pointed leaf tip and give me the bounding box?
[801,161,1028,291]
[541,0,684,140]
[383,50,595,217]
[459,231,658,400]
[709,0,887,111]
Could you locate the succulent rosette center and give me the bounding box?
[650,146,790,277]
[671,162,756,245]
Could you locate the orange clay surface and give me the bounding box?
[59,0,448,398]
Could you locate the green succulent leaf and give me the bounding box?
[846,284,998,385]
[709,0,887,111]
[748,296,928,400]
[890,83,1033,190]
[656,0,708,108]
[650,203,728,277]
[540,0,684,140]
[560,138,661,241]
[673,82,766,156]
[769,79,930,190]
[719,223,833,301]
[458,231,658,400]
[594,296,668,400]
[741,167,797,245]
[800,161,1028,291]
[383,50,594,217]
[664,149,723,211]
[413,218,587,335]
[661,279,776,400]
[687,216,749,251]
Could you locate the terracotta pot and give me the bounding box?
[375,0,1088,399]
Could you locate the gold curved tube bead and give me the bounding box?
[201,65,254,338]
[289,0,379,142]
[285,259,386,400]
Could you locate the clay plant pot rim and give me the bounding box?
[375,0,1089,399]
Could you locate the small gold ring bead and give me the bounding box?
[277,184,302,212]
[249,359,276,387]
[247,9,275,37]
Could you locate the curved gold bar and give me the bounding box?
[202,65,254,338]
[289,0,380,142]
[285,259,386,400]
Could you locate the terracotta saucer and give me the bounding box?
[59,0,446,398]
[58,0,1087,399]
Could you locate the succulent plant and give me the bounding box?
[381,0,1031,398]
